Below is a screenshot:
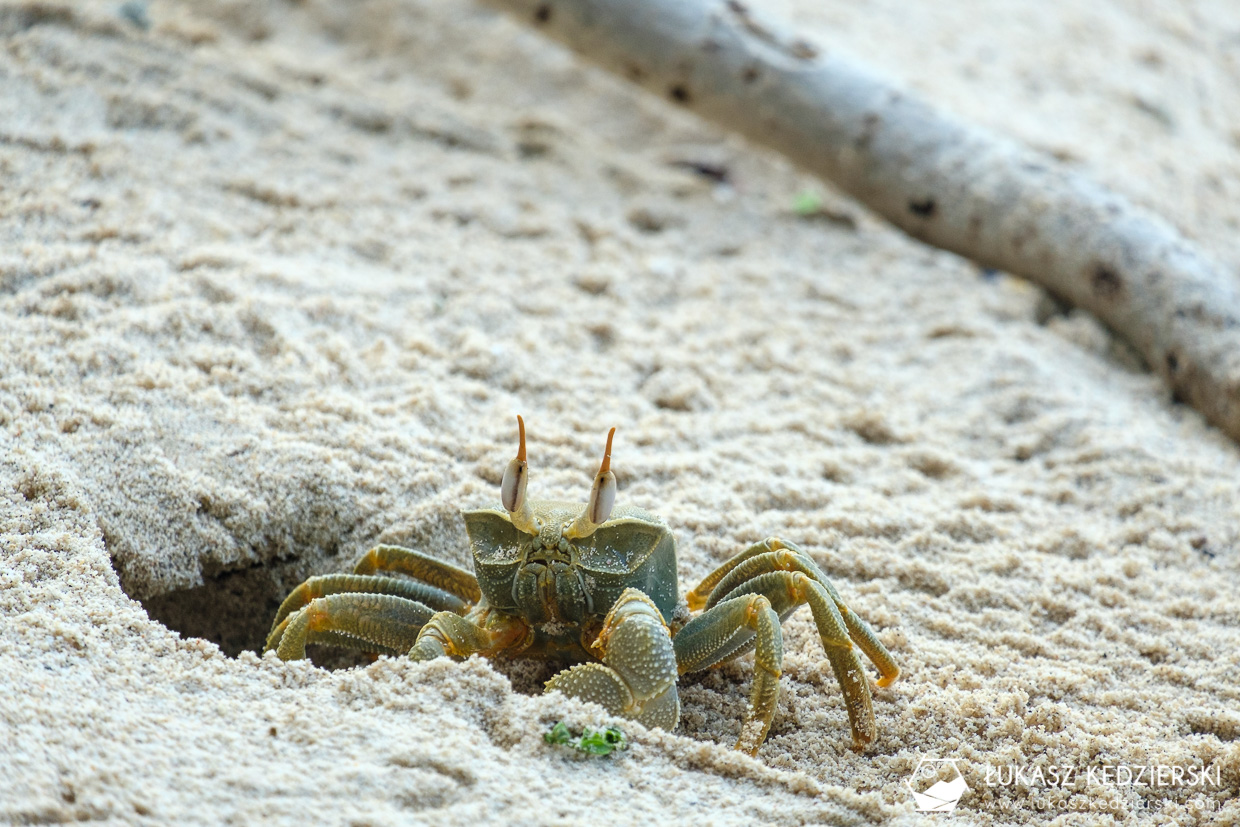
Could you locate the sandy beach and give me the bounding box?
[2,1,1238,824]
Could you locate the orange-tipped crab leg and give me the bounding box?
[679,536,900,752]
[692,539,899,688]
[273,593,437,660]
[718,570,879,748]
[265,573,467,652]
[685,537,788,611]
[353,545,481,604]
[672,593,784,755]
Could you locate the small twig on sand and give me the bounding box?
[482,0,1240,442]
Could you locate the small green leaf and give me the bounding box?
[543,722,628,756]
[792,190,824,216]
[577,726,628,756]
[544,721,573,745]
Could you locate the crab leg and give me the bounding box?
[545,588,680,730]
[685,537,787,611]
[266,573,467,650]
[353,545,482,603]
[408,610,528,661]
[673,594,784,755]
[699,544,899,688]
[689,539,899,687]
[715,571,881,747]
[272,593,437,660]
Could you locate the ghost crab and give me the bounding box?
[266,417,900,754]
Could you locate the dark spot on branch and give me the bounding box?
[855,113,879,151]
[669,84,691,104]
[1011,227,1033,252]
[670,159,731,184]
[1091,265,1123,299]
[1166,351,1179,373]
[534,4,551,23]
[789,40,819,60]
[908,198,936,217]
[1174,301,1227,330]
[742,65,760,83]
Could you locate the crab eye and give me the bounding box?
[586,427,618,524]
[588,470,616,524]
[500,415,529,514]
[501,457,527,513]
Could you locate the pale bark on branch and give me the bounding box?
[482,0,1240,443]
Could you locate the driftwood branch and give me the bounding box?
[482,0,1240,442]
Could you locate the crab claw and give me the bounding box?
[546,588,679,731]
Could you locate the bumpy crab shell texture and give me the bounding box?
[463,502,678,622]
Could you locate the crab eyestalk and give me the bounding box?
[501,415,539,534]
[565,427,618,540]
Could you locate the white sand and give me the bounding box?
[1,1,1238,824]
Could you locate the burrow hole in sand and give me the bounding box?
[122,553,761,736]
[128,556,565,690]
[137,557,318,658]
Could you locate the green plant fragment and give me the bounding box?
[792,190,825,216]
[544,721,574,745]
[543,722,628,756]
